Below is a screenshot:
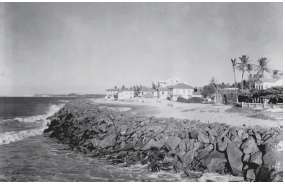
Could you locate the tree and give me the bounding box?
[152,82,157,89]
[237,55,250,92]
[209,77,217,89]
[246,63,254,90]
[114,86,117,89]
[256,57,271,78]
[121,85,125,90]
[194,87,198,92]
[201,85,216,98]
[272,69,280,79]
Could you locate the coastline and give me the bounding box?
[92,99,282,128]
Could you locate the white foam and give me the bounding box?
[0,103,65,145]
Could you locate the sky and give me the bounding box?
[0,2,283,96]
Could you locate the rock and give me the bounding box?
[198,132,210,143]
[199,151,227,173]
[209,122,220,129]
[243,153,251,163]
[240,136,259,154]
[98,134,116,149]
[121,141,137,151]
[262,142,283,172]
[226,142,243,176]
[255,165,271,182]
[250,151,263,165]
[196,144,213,160]
[180,141,200,165]
[246,169,255,181]
[237,129,244,139]
[176,139,187,158]
[118,125,128,135]
[165,136,181,150]
[217,136,230,152]
[92,138,103,148]
[162,155,173,163]
[185,139,195,152]
[141,136,168,150]
[190,129,199,139]
[255,133,262,145]
[241,132,249,140]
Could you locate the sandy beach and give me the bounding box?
[93,99,282,128]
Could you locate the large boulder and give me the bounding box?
[199,151,227,173]
[240,136,259,154]
[250,151,263,165]
[165,136,181,150]
[226,142,243,176]
[262,142,283,172]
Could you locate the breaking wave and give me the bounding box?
[0,103,65,145]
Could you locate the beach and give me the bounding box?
[93,99,283,128]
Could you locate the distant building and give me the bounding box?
[169,83,194,101]
[105,89,119,96]
[139,87,158,98]
[157,87,171,100]
[255,77,283,90]
[118,89,135,100]
[158,78,182,88]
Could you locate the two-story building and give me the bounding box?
[157,87,171,100]
[170,83,194,101]
[118,89,135,100]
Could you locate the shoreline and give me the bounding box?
[92,99,282,128]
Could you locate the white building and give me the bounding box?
[158,78,182,88]
[170,83,194,101]
[106,89,119,96]
[157,87,171,100]
[255,78,283,90]
[138,87,158,98]
[118,89,135,100]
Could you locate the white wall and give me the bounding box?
[255,79,283,90]
[172,88,193,101]
[118,91,134,100]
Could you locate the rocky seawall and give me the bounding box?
[44,99,283,182]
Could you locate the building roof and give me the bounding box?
[140,87,157,92]
[106,89,119,91]
[157,87,171,91]
[257,78,281,83]
[143,92,154,98]
[170,83,193,89]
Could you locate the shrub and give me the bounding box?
[187,97,204,103]
[177,97,204,103]
[177,97,188,103]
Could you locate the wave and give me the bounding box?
[0,103,66,145]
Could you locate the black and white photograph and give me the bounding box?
[0,1,283,182]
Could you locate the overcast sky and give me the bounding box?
[0,2,283,96]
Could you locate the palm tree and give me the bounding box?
[237,55,250,92]
[231,58,238,102]
[209,77,217,89]
[272,69,279,79]
[256,57,271,78]
[246,63,254,90]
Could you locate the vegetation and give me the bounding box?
[177,97,204,103]
[237,55,251,92]
[201,84,216,98]
[256,57,271,77]
[231,58,238,102]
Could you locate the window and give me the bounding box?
[261,86,263,90]
[265,85,268,89]
[183,89,185,94]
[162,91,164,95]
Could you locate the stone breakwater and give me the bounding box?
[44,99,283,182]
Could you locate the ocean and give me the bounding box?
[0,97,192,182]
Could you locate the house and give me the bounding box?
[255,78,283,90]
[157,87,171,100]
[138,87,158,98]
[106,89,119,96]
[118,89,135,100]
[192,91,203,98]
[170,83,194,101]
[215,88,238,104]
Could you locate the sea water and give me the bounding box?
[0,97,194,182]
